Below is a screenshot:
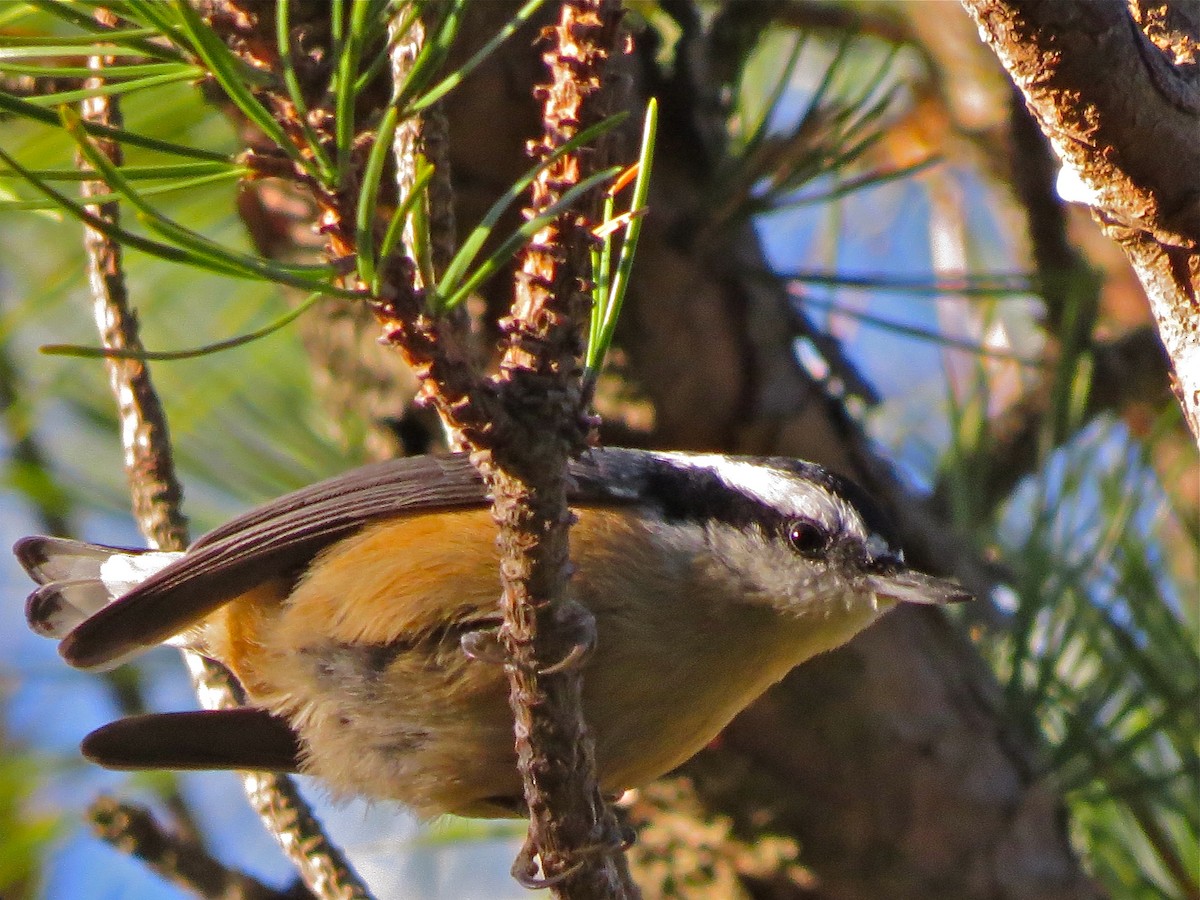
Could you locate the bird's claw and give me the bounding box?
[509,815,636,890]
[460,600,597,675]
[460,626,507,665]
[538,599,597,675]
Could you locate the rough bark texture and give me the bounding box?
[480,3,637,895]
[378,3,638,894]
[80,77,188,553]
[961,0,1200,441]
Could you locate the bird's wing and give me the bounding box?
[27,450,644,670]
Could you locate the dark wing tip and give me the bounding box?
[25,582,84,638]
[14,535,144,585]
[82,709,303,773]
[59,622,142,672]
[13,536,51,580]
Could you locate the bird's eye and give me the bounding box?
[786,518,830,555]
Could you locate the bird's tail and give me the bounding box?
[14,536,184,639]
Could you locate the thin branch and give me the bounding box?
[477,2,635,895]
[388,8,469,451]
[77,20,371,900]
[80,75,187,551]
[88,797,300,900]
[381,2,635,893]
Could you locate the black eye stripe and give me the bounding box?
[646,465,789,532]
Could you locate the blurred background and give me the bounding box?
[0,2,1195,898]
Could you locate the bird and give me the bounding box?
[15,448,970,819]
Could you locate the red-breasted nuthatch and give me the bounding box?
[16,449,969,818]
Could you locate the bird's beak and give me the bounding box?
[865,569,972,606]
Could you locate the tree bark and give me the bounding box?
[962,0,1200,442]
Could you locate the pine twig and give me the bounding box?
[376,2,638,895]
[478,2,636,896]
[388,8,471,452]
[77,20,372,900]
[88,797,301,900]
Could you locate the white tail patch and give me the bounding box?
[16,536,185,641]
[99,551,183,596]
[16,537,118,585]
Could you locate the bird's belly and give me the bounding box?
[212,601,869,819]
[253,629,781,819]
[280,640,523,818]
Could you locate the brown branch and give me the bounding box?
[961,0,1200,440]
[388,10,474,453]
[89,797,301,900]
[80,84,188,552]
[78,22,370,900]
[378,3,636,894]
[474,2,635,894]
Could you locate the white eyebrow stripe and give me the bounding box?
[652,452,843,527]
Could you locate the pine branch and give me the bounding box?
[75,18,373,900]
[88,797,304,900]
[962,0,1200,441]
